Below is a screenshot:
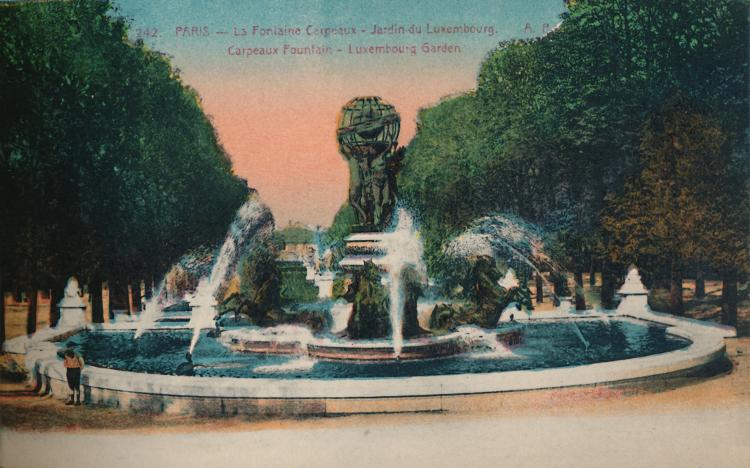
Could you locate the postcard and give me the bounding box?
[1,1,748,467]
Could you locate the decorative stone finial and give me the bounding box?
[618,267,648,295]
[57,276,87,328]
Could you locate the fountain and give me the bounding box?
[5,96,734,418]
[133,280,164,339]
[497,269,532,322]
[135,196,273,348]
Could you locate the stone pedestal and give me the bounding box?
[339,232,391,339]
[617,268,649,314]
[314,271,334,299]
[57,277,87,328]
[555,297,575,315]
[339,232,390,272]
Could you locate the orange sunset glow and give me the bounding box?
[117,0,566,226]
[183,68,478,227]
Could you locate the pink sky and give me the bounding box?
[119,0,567,227]
[184,67,477,227]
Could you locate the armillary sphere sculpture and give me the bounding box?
[337,96,404,231]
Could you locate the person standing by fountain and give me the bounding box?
[62,346,84,406]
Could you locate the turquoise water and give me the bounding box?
[65,319,689,379]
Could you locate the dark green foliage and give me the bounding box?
[331,275,348,299]
[429,302,474,331]
[216,293,241,318]
[277,226,316,245]
[0,1,249,306]
[398,0,748,316]
[346,262,390,339]
[278,262,319,304]
[282,306,329,333]
[549,271,571,299]
[324,203,357,267]
[500,284,533,313]
[398,95,483,277]
[401,266,426,338]
[464,256,504,328]
[238,240,281,325]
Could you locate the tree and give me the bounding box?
[602,94,737,315]
[0,0,249,331]
[398,0,748,315]
[323,203,357,267]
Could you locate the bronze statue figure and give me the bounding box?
[337,96,404,231]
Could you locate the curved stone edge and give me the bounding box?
[3,306,733,405]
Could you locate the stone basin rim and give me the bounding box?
[6,308,733,401]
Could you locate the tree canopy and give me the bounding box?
[398,0,748,317]
[0,0,249,323]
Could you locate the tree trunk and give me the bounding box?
[695,266,705,299]
[144,278,153,301]
[721,269,738,327]
[669,260,684,316]
[133,281,143,313]
[552,272,569,298]
[102,280,110,321]
[589,259,596,286]
[49,282,63,327]
[601,262,616,310]
[109,280,127,313]
[127,283,134,314]
[574,270,586,310]
[12,283,22,303]
[0,273,5,346]
[90,277,104,323]
[551,272,564,307]
[26,288,37,336]
[535,273,543,304]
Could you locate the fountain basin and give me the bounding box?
[226,339,303,355]
[307,336,463,361]
[221,324,524,361]
[4,308,734,416]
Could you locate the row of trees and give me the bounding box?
[398,0,748,324]
[0,0,249,343]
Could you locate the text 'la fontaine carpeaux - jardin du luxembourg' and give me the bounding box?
[199,22,496,57]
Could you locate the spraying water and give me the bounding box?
[205,198,274,295]
[253,356,316,374]
[498,268,520,290]
[445,214,562,305]
[456,326,523,359]
[134,279,165,339]
[381,208,427,356]
[446,214,559,276]
[134,197,273,351]
[220,324,315,348]
[330,300,353,334]
[186,198,274,354]
[186,278,219,353]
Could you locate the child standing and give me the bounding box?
[62,348,84,405]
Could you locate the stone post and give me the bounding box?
[57,277,87,328]
[616,267,649,314]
